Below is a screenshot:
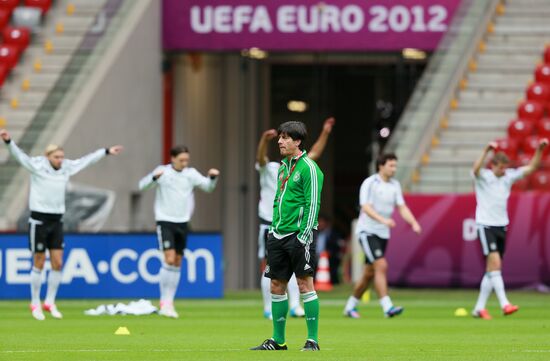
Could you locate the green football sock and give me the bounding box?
[271,293,288,345]
[302,291,319,342]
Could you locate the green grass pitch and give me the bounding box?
[1,287,549,360]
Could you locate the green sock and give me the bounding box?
[302,291,319,342]
[271,293,288,345]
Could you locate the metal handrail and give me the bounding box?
[385,0,501,191]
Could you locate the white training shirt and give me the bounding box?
[356,174,405,239]
[139,164,217,223]
[472,168,524,227]
[256,161,279,222]
[7,140,106,214]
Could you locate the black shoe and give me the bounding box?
[301,339,320,351]
[250,339,287,350]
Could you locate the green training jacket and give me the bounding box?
[270,151,324,245]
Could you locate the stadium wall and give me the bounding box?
[171,54,267,289]
[63,0,163,232]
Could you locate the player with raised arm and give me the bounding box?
[343,153,421,319]
[251,121,324,351]
[255,118,334,320]
[139,145,219,319]
[471,138,548,320]
[0,128,123,320]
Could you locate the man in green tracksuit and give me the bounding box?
[251,121,324,352]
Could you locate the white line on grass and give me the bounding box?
[2,349,247,354]
[2,348,334,353]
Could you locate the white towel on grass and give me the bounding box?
[84,299,158,316]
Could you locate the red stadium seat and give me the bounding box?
[535,64,550,85]
[537,118,550,138]
[526,83,550,104]
[530,171,550,191]
[24,0,52,14]
[508,119,534,140]
[523,136,541,155]
[0,0,19,16]
[0,62,8,86]
[511,176,530,192]
[2,27,31,51]
[0,44,20,70]
[495,137,519,160]
[517,100,545,122]
[523,136,550,158]
[0,9,10,29]
[515,153,532,167]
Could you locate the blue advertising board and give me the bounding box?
[0,233,223,299]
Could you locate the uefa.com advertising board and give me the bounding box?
[163,0,461,51]
[0,233,223,299]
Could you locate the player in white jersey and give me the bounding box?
[139,145,219,318]
[256,117,334,320]
[471,139,548,320]
[1,129,123,320]
[344,153,421,318]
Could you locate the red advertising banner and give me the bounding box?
[163,0,462,51]
[387,193,550,288]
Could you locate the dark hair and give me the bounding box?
[170,145,189,158]
[277,121,307,150]
[491,152,510,165]
[376,153,398,170]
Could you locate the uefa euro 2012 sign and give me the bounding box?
[0,233,223,299]
[163,0,461,51]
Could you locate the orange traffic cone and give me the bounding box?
[314,251,333,291]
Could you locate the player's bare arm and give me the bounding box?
[256,129,277,166]
[522,138,548,177]
[362,203,395,228]
[397,204,422,234]
[309,117,335,161]
[473,141,497,177]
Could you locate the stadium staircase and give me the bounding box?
[387,0,550,193]
[0,0,140,228]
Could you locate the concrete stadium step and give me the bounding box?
[477,53,541,66]
[449,111,514,123]
[446,122,507,131]
[502,8,550,17]
[504,0,550,8]
[475,63,535,73]
[460,89,524,101]
[483,43,545,55]
[429,147,482,160]
[440,130,503,142]
[420,165,472,176]
[488,34,550,46]
[466,83,525,93]
[457,99,517,112]
[65,0,107,9]
[467,73,533,88]
[495,17,550,26]
[0,99,40,112]
[494,25,550,35]
[439,138,496,148]
[447,118,508,128]
[425,157,479,166]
